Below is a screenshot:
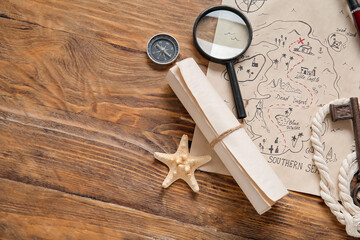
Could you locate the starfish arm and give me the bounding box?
[176,135,189,154]
[191,155,212,169]
[182,174,199,192]
[154,152,174,166]
[162,171,179,188]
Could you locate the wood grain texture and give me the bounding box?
[0,178,239,239]
[0,0,355,239]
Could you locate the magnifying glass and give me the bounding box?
[193,5,253,119]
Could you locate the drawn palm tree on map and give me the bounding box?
[285,56,294,70]
[246,69,254,78]
[280,54,287,62]
[273,59,279,69]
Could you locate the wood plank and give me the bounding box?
[0,101,351,239]
[0,0,214,65]
[0,178,240,239]
[0,16,194,139]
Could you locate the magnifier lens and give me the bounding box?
[195,10,250,60]
[193,6,252,119]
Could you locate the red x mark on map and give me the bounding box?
[298,37,305,44]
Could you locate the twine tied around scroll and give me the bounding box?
[209,123,244,149]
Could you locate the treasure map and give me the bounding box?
[191,0,360,195]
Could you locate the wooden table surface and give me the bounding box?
[0,0,355,239]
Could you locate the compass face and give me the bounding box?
[147,34,180,65]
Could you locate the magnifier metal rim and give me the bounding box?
[193,5,253,64]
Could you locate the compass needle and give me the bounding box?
[164,50,172,58]
[155,44,161,49]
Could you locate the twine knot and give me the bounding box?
[209,123,243,149]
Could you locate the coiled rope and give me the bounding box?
[311,98,360,237]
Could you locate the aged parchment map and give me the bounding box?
[191,0,360,195]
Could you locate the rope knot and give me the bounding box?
[209,123,243,149]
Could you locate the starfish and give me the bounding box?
[154,135,211,192]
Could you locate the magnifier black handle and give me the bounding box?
[226,62,246,119]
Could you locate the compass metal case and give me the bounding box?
[147,33,180,65]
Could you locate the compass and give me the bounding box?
[147,33,180,65]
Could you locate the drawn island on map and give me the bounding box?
[225,20,339,157]
[191,19,348,195]
[191,0,359,196]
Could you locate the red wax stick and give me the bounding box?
[353,9,360,37]
[347,0,360,37]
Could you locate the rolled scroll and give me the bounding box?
[166,58,288,214]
